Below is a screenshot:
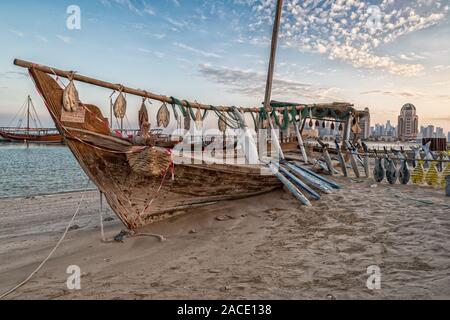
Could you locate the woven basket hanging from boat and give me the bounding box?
[411,160,425,185]
[113,92,127,119]
[139,99,150,136]
[425,161,441,187]
[126,147,172,178]
[157,102,170,128]
[62,78,80,112]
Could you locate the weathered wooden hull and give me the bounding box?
[0,131,63,144]
[29,69,281,230]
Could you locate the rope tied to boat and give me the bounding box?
[210,105,241,130]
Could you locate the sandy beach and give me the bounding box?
[0,175,449,300]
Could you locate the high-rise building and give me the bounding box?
[436,127,444,138]
[397,103,419,141]
[424,125,435,138]
[358,108,371,140]
[385,120,396,137]
[374,123,385,137]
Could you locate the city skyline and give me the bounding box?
[0,0,449,131]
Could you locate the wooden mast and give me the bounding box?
[26,95,30,136]
[263,0,283,112]
[263,0,285,159]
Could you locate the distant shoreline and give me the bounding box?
[0,188,98,200]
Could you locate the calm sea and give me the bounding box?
[0,143,94,198]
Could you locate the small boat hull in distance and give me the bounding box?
[29,68,281,230]
[0,130,64,144]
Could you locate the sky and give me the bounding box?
[0,0,449,132]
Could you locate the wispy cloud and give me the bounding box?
[165,17,187,29]
[0,71,28,79]
[198,63,342,101]
[56,35,72,44]
[9,29,25,37]
[173,42,222,59]
[35,35,49,43]
[433,65,450,72]
[137,48,165,59]
[361,90,416,98]
[100,0,155,16]
[361,89,450,100]
[398,52,428,61]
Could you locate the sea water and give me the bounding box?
[0,143,94,198]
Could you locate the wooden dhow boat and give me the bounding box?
[15,59,357,230]
[0,129,63,144]
[0,95,63,144]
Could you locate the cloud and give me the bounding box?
[165,17,187,29]
[56,35,72,44]
[433,65,450,72]
[35,35,49,43]
[398,52,428,61]
[9,30,25,37]
[198,63,342,101]
[0,71,28,79]
[360,89,450,100]
[137,48,165,59]
[361,90,417,98]
[173,42,222,59]
[238,0,449,76]
[100,0,155,16]
[151,33,166,39]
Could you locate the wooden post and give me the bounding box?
[263,0,285,160]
